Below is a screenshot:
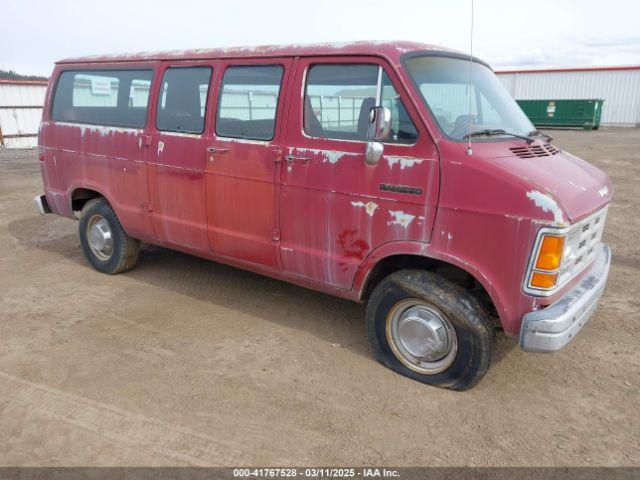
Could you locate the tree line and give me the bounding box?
[0,69,48,81]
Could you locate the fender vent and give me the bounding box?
[510,143,560,158]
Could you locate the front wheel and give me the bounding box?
[78,198,140,274]
[365,270,495,390]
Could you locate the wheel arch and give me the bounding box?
[70,187,109,213]
[355,242,506,328]
[67,183,152,244]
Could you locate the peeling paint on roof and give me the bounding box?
[58,41,458,64]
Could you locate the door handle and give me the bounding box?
[207,147,229,154]
[285,154,310,163]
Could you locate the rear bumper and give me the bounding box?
[34,194,51,215]
[520,243,611,353]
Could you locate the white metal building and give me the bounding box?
[0,79,47,148]
[496,65,640,127]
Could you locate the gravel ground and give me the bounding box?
[0,128,638,467]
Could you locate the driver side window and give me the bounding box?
[381,72,418,144]
[304,63,417,143]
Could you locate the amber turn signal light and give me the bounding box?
[530,272,558,289]
[535,235,565,271]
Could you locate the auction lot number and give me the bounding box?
[233,468,399,478]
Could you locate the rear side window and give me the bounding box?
[216,65,284,141]
[156,66,212,134]
[304,64,418,143]
[51,69,153,128]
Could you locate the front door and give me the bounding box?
[204,58,293,268]
[147,61,218,254]
[279,57,440,290]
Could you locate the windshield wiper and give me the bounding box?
[529,129,554,143]
[463,129,534,143]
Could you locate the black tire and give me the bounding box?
[78,198,140,274]
[365,269,495,391]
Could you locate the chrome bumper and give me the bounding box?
[34,194,51,215]
[520,243,611,353]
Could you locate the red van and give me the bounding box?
[35,42,612,390]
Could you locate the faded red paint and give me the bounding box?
[337,229,370,260]
[38,41,612,337]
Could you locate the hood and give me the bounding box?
[491,148,612,224]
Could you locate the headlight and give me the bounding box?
[528,234,565,290]
[524,207,608,296]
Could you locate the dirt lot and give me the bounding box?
[0,128,638,467]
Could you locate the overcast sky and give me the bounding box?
[2,0,639,76]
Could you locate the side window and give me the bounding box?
[51,69,153,127]
[304,64,417,143]
[381,72,418,143]
[216,65,284,141]
[156,66,212,134]
[304,64,378,141]
[72,73,118,107]
[129,79,152,107]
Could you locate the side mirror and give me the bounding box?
[365,106,391,165]
[367,106,392,141]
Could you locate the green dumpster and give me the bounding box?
[516,99,604,130]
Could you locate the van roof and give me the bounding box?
[57,41,458,65]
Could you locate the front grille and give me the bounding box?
[510,143,561,158]
[525,206,608,296]
[558,207,608,286]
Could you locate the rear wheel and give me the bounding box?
[365,269,495,390]
[79,198,140,274]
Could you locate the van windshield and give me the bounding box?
[405,55,534,141]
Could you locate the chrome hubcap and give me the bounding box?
[386,299,457,375]
[87,215,113,261]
